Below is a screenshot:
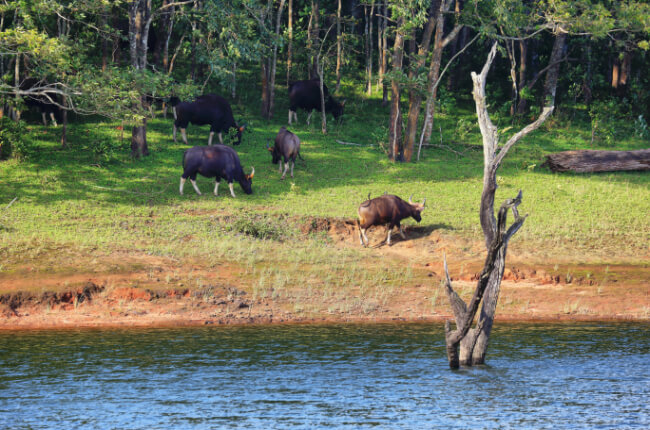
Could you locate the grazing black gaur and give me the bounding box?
[180,145,254,198]
[288,78,345,125]
[171,94,244,146]
[357,194,426,247]
[267,127,302,179]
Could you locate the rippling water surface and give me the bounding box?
[1,323,648,429]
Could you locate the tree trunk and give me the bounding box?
[542,30,566,108]
[443,42,554,368]
[128,0,152,158]
[317,56,327,134]
[380,0,388,105]
[515,39,528,115]
[365,2,375,96]
[267,0,286,119]
[418,5,463,154]
[308,0,320,79]
[403,0,440,163]
[287,0,293,85]
[388,18,405,161]
[261,60,270,118]
[335,0,342,92]
[60,102,68,148]
[131,117,149,158]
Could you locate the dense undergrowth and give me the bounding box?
[1,79,649,296]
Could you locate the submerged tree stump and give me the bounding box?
[545,149,650,173]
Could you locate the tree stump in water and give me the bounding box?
[545,149,650,173]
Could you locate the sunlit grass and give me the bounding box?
[1,80,649,299]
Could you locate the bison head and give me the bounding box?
[326,97,345,121]
[409,195,426,223]
[240,166,254,195]
[233,124,245,145]
[266,140,281,164]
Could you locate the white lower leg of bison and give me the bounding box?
[218,132,223,144]
[288,110,292,125]
[173,107,177,120]
[278,163,282,174]
[399,226,407,239]
[361,229,369,246]
[290,161,294,178]
[213,181,219,196]
[50,113,57,127]
[179,177,186,195]
[208,131,214,146]
[282,162,289,179]
[181,128,188,145]
[229,183,236,198]
[306,111,312,125]
[386,229,392,246]
[190,179,202,195]
[42,113,47,126]
[173,125,177,142]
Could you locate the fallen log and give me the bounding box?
[545,149,650,173]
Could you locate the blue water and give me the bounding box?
[0,323,648,429]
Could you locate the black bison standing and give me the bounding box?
[288,78,345,125]
[267,127,302,179]
[171,94,244,146]
[357,194,426,247]
[180,145,254,198]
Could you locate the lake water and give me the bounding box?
[1,323,648,429]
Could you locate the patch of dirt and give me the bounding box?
[0,218,648,330]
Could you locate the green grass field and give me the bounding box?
[1,82,649,297]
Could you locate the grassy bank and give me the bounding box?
[1,83,649,308]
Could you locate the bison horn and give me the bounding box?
[408,194,413,204]
[422,198,426,208]
[367,192,371,201]
[249,166,255,179]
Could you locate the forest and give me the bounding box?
[1,0,649,160]
[0,1,649,364]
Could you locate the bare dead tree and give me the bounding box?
[442,42,554,368]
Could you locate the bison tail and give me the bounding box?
[297,151,304,161]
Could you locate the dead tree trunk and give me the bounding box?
[545,149,650,173]
[443,42,554,368]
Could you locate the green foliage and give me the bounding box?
[0,118,28,159]
[634,115,649,140]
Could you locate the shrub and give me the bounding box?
[0,118,29,159]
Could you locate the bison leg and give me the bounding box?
[281,162,290,179]
[41,112,47,126]
[181,128,188,145]
[278,162,283,174]
[288,110,292,125]
[290,160,295,178]
[190,178,202,195]
[399,225,407,239]
[218,132,223,145]
[228,182,236,198]
[49,112,58,127]
[361,228,370,247]
[179,177,186,195]
[385,225,395,246]
[208,131,214,146]
[213,180,220,196]
[306,111,312,125]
